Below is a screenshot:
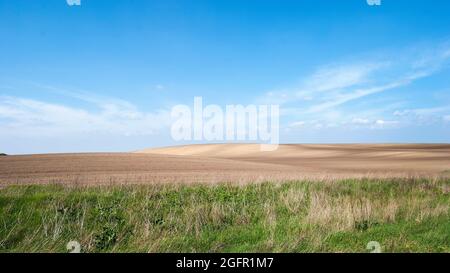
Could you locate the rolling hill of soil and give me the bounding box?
[1,144,449,186]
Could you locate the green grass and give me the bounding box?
[0,178,449,253]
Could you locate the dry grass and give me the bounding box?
[1,178,448,253]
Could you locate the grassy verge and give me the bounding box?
[0,179,449,253]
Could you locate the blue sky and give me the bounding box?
[1,0,450,154]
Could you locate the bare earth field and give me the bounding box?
[1,144,449,186]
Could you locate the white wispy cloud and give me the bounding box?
[155,84,165,90]
[351,118,371,125]
[393,105,450,125]
[0,94,172,137]
[264,42,450,130]
[258,62,385,104]
[306,71,430,113]
[394,106,450,117]
[297,62,386,97]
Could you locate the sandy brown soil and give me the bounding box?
[1,144,449,186]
